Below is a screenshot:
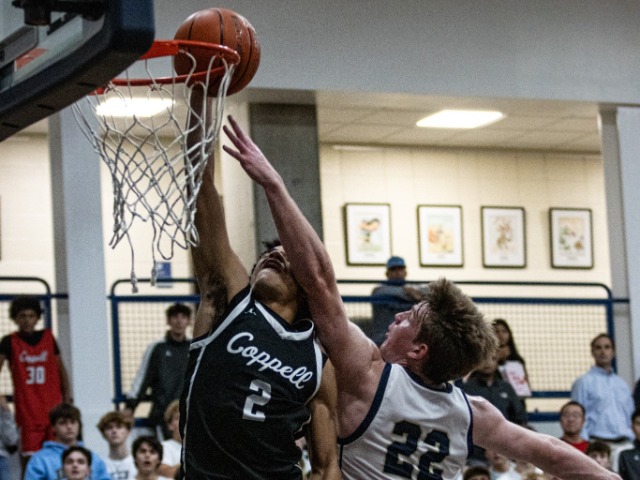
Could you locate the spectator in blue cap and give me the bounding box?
[385,256,406,270]
[370,256,428,346]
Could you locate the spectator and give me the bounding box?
[492,319,530,389]
[484,449,520,479]
[571,333,634,470]
[492,319,526,367]
[0,295,71,470]
[370,256,427,346]
[0,395,18,479]
[131,436,163,480]
[586,441,612,470]
[559,401,589,453]
[62,446,92,480]
[124,303,192,438]
[97,411,137,479]
[24,403,110,480]
[158,401,180,479]
[464,465,490,480]
[462,354,528,465]
[462,355,528,423]
[617,408,640,480]
[632,376,640,410]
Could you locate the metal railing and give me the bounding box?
[0,276,621,423]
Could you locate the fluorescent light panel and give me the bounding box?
[96,98,173,117]
[417,109,504,129]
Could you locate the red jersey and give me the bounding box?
[562,437,590,453]
[9,329,62,427]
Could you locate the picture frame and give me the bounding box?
[343,203,391,265]
[549,208,593,269]
[417,205,463,267]
[481,206,526,268]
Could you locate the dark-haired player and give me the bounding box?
[0,295,71,471]
[179,90,339,479]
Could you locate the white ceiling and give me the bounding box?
[315,91,601,153]
[18,90,602,154]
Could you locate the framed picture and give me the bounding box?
[343,203,391,265]
[549,208,593,269]
[481,206,526,268]
[417,205,463,267]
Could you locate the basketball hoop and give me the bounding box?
[73,40,240,292]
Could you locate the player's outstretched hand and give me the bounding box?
[222,115,282,188]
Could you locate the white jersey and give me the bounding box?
[104,455,137,480]
[339,363,473,480]
[161,438,181,467]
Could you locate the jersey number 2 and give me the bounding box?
[242,379,271,422]
[383,421,450,480]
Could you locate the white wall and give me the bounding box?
[0,134,54,287]
[321,145,609,285]
[0,138,609,291]
[319,144,611,407]
[0,133,194,294]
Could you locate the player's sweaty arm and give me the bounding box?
[471,396,621,480]
[188,92,247,337]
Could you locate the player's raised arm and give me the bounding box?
[470,396,621,480]
[187,91,247,337]
[222,116,375,375]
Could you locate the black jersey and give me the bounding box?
[180,286,323,479]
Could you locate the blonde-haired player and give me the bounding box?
[223,115,621,480]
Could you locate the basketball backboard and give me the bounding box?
[0,0,155,141]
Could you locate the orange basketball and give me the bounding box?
[174,8,260,96]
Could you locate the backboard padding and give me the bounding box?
[0,0,155,141]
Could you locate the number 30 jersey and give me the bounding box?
[180,287,323,480]
[338,363,473,480]
[7,329,62,429]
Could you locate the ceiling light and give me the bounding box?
[417,109,504,129]
[96,98,173,117]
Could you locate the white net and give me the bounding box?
[73,41,238,292]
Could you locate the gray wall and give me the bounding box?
[249,104,322,256]
[154,0,640,105]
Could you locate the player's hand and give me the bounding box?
[222,115,283,188]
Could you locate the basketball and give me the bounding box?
[174,8,260,96]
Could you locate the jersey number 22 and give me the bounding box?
[384,420,450,480]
